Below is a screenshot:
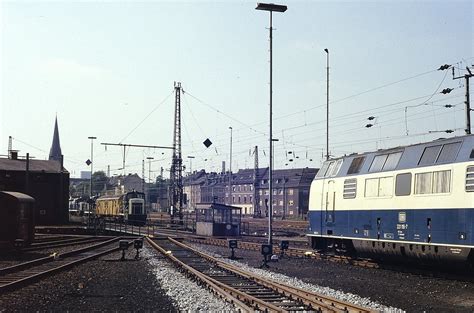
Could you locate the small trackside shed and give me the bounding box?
[195,203,241,237]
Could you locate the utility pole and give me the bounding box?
[453,66,473,135]
[253,146,260,218]
[146,157,154,213]
[229,126,233,206]
[8,136,12,158]
[142,159,145,193]
[170,82,183,223]
[324,48,330,160]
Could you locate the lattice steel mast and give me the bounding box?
[170,82,183,223]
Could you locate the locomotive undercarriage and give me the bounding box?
[309,236,474,264]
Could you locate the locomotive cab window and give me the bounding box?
[316,159,343,178]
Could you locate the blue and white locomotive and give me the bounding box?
[307,134,474,262]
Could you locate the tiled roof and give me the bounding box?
[0,158,67,173]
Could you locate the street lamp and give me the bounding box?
[146,157,154,213]
[256,2,287,246]
[229,126,233,206]
[87,136,97,197]
[324,48,329,160]
[187,155,195,174]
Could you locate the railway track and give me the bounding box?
[147,236,375,312]
[185,236,379,269]
[0,237,128,293]
[23,235,111,251]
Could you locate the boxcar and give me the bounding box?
[0,191,35,248]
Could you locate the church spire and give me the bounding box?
[49,116,62,161]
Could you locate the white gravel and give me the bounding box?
[143,247,235,312]
[188,244,406,313]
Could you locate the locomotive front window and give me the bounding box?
[131,203,143,215]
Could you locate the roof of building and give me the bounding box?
[0,158,67,173]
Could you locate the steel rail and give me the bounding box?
[0,237,125,293]
[23,236,108,251]
[149,236,370,312]
[168,237,374,313]
[146,237,252,312]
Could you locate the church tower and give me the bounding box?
[49,116,63,162]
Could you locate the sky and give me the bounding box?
[1,0,473,179]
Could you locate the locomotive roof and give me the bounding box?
[318,134,474,178]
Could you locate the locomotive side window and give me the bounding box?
[369,155,387,172]
[347,157,365,174]
[395,173,412,196]
[384,152,402,170]
[369,152,402,173]
[436,142,461,163]
[466,166,474,192]
[364,176,393,197]
[419,145,442,166]
[415,172,433,194]
[432,170,451,193]
[365,178,379,197]
[415,170,451,194]
[343,179,357,199]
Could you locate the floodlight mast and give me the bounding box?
[255,2,287,247]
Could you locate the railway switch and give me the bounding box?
[134,239,143,259]
[119,240,129,261]
[228,239,238,259]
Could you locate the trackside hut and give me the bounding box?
[0,156,69,225]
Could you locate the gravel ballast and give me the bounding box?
[188,242,474,312]
[144,248,235,311]
[0,248,177,312]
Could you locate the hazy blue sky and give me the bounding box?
[1,0,472,179]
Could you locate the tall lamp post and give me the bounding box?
[256,2,287,246]
[87,136,96,228]
[88,136,97,197]
[187,155,195,174]
[324,48,329,160]
[146,157,154,213]
[229,126,233,206]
